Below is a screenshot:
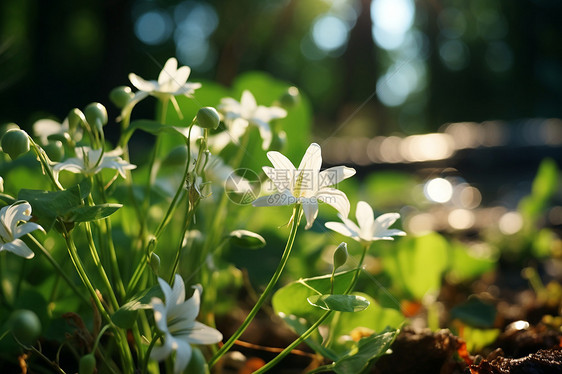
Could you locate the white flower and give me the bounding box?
[32,118,82,144]
[53,146,136,180]
[125,58,201,118]
[0,176,3,192]
[218,90,287,150]
[0,201,44,259]
[253,143,355,229]
[150,275,222,374]
[325,201,405,244]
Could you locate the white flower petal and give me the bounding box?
[252,190,295,207]
[325,222,359,241]
[240,90,257,118]
[187,321,223,344]
[170,274,186,305]
[301,198,319,230]
[158,58,179,85]
[267,151,296,173]
[151,298,170,334]
[316,188,351,218]
[157,277,173,305]
[297,143,322,175]
[356,201,375,236]
[129,73,156,92]
[319,166,356,189]
[1,239,35,259]
[256,121,273,150]
[14,222,44,239]
[172,65,191,87]
[150,337,174,361]
[173,339,192,374]
[375,212,401,230]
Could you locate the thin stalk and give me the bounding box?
[209,204,303,367]
[26,235,89,305]
[60,225,134,373]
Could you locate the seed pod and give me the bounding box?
[196,107,220,129]
[67,108,86,133]
[9,309,41,345]
[333,242,348,270]
[110,86,134,109]
[79,353,96,374]
[1,129,30,160]
[84,102,108,132]
[43,140,65,162]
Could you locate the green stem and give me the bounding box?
[26,235,89,305]
[209,204,302,367]
[83,221,120,310]
[253,242,371,373]
[60,225,134,373]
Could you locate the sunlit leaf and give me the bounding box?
[307,294,369,312]
[327,329,399,374]
[65,203,122,222]
[112,285,162,329]
[381,232,449,300]
[272,270,356,322]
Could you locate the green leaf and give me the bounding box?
[330,329,399,374]
[450,296,496,328]
[19,183,85,231]
[228,229,266,249]
[448,241,497,283]
[461,326,500,352]
[519,158,559,225]
[330,293,404,354]
[112,285,162,329]
[272,270,356,323]
[65,203,122,222]
[307,294,369,312]
[381,232,449,300]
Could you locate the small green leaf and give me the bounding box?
[228,230,266,249]
[65,203,122,222]
[307,294,369,313]
[331,329,399,374]
[112,285,162,329]
[450,296,496,328]
[19,184,84,231]
[272,270,356,322]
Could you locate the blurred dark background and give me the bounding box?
[1,0,562,138]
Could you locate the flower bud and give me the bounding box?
[43,140,65,162]
[1,129,30,160]
[79,353,96,374]
[110,86,134,109]
[279,86,300,108]
[0,176,3,192]
[196,107,220,129]
[67,108,86,133]
[84,102,108,131]
[229,230,266,249]
[150,252,161,275]
[333,242,348,270]
[9,309,41,345]
[0,123,19,139]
